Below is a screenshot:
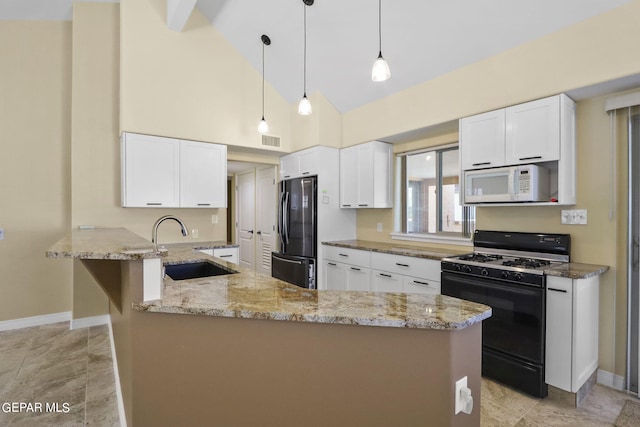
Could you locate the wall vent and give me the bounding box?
[261,135,280,147]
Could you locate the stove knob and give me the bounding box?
[501,271,510,279]
[464,265,473,273]
[513,273,524,281]
[481,268,489,276]
[454,264,461,271]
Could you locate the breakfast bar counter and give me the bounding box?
[47,228,491,427]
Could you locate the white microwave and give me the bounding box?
[464,164,550,203]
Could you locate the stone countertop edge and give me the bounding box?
[45,227,236,261]
[322,240,609,280]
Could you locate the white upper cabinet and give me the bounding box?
[279,147,318,180]
[340,140,392,208]
[122,133,180,207]
[505,96,561,165]
[460,94,574,171]
[180,140,227,208]
[460,109,506,170]
[121,132,227,208]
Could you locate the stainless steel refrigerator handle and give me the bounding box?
[273,255,303,265]
[278,189,285,247]
[284,192,290,244]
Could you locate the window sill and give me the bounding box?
[390,232,473,247]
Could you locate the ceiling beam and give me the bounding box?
[167,0,197,32]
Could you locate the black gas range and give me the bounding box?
[441,230,571,398]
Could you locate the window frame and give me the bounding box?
[392,143,474,246]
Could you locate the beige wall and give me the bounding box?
[0,22,72,322]
[343,0,640,146]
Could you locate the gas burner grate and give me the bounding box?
[458,253,503,263]
[502,258,551,269]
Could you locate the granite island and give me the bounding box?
[47,228,491,427]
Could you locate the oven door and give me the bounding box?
[441,271,545,364]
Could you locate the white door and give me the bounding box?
[236,171,255,269]
[255,167,277,275]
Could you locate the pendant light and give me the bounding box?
[298,0,313,115]
[258,34,271,134]
[372,0,390,82]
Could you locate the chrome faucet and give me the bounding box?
[152,215,189,251]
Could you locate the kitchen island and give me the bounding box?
[47,228,491,427]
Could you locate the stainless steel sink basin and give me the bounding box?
[164,261,237,281]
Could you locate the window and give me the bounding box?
[397,145,474,239]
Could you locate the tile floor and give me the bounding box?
[0,322,119,426]
[1,321,640,426]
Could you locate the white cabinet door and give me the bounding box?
[298,149,317,177]
[323,260,347,290]
[340,146,359,208]
[460,109,506,170]
[280,148,318,180]
[346,266,371,291]
[180,140,227,208]
[545,276,573,391]
[122,133,180,207]
[505,96,560,164]
[372,270,403,292]
[213,247,239,265]
[339,141,392,208]
[403,277,440,295]
[280,154,299,180]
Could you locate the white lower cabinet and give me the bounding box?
[323,261,347,291]
[346,266,371,291]
[322,245,441,294]
[545,275,599,393]
[198,247,239,265]
[403,277,440,295]
[372,270,403,292]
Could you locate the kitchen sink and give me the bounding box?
[164,261,237,281]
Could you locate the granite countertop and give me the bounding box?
[322,239,469,260]
[323,239,609,280]
[45,227,236,260]
[46,228,491,331]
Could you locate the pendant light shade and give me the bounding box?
[298,0,313,115]
[372,0,390,82]
[258,34,271,134]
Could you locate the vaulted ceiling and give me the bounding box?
[1,0,635,113]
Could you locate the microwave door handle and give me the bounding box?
[511,168,518,201]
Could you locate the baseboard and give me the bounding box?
[69,314,110,330]
[0,311,72,332]
[107,318,127,427]
[597,369,625,391]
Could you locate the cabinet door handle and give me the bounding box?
[219,254,233,258]
[379,273,392,278]
[548,287,567,293]
[328,262,337,266]
[396,263,410,267]
[339,253,349,257]
[412,280,430,286]
[197,203,211,206]
[472,162,491,167]
[350,267,361,271]
[519,156,542,161]
[284,175,291,179]
[342,204,352,207]
[302,171,310,175]
[358,204,369,207]
[146,202,162,206]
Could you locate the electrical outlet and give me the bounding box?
[211,215,218,224]
[454,376,467,415]
[561,209,588,225]
[377,223,383,232]
[191,229,199,238]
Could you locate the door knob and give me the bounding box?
[256,231,262,235]
[248,230,254,234]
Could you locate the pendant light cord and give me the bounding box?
[303,3,307,96]
[262,41,265,118]
[378,0,382,55]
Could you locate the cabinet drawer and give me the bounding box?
[323,246,370,268]
[213,247,239,264]
[403,277,440,295]
[370,252,439,281]
[371,270,403,292]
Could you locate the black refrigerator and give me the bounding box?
[271,176,317,289]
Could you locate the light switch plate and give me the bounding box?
[561,209,587,225]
